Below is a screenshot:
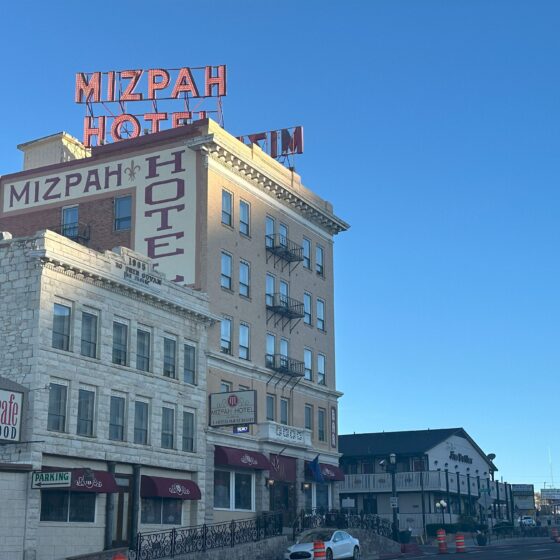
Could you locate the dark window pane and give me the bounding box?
[183,344,196,384]
[114,195,132,230]
[81,312,97,358]
[47,384,67,432]
[141,497,162,524]
[109,396,125,441]
[112,322,128,365]
[40,490,68,521]
[162,499,182,524]
[137,329,151,371]
[69,492,96,522]
[234,472,252,510]
[214,471,230,508]
[52,304,71,351]
[134,401,148,445]
[77,389,95,437]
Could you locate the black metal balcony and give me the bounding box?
[52,222,91,245]
[266,234,304,273]
[266,354,305,377]
[266,293,305,320]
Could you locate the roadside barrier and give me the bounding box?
[112,553,127,560]
[552,527,558,541]
[436,528,448,554]
[313,540,326,559]
[455,533,466,553]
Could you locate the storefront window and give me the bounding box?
[141,498,182,525]
[40,490,95,522]
[214,470,253,511]
[316,484,329,512]
[234,472,252,510]
[214,470,231,509]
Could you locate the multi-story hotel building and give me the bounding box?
[0,120,349,542]
[0,230,215,560]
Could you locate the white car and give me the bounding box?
[284,529,360,560]
[519,516,536,527]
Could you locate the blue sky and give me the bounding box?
[1,1,558,491]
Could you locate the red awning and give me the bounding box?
[305,462,345,482]
[71,469,120,492]
[214,445,272,470]
[269,454,297,482]
[141,476,201,500]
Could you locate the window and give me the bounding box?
[318,354,326,385]
[80,311,97,358]
[239,260,250,297]
[114,195,132,230]
[221,252,232,290]
[109,395,125,441]
[141,498,182,525]
[265,274,275,306]
[61,205,79,238]
[112,321,128,365]
[134,401,149,445]
[182,410,195,452]
[163,337,177,378]
[214,470,253,511]
[52,303,71,351]
[302,238,311,269]
[77,388,95,437]
[183,343,196,384]
[280,338,288,358]
[280,398,289,425]
[304,348,313,381]
[47,383,67,432]
[40,491,96,522]
[220,317,232,354]
[266,333,275,367]
[239,200,250,236]
[279,223,288,247]
[316,245,324,276]
[136,328,151,372]
[222,189,232,226]
[305,404,313,431]
[265,215,275,247]
[279,280,289,305]
[317,299,325,331]
[318,408,326,442]
[220,381,232,393]
[304,293,312,325]
[161,407,175,449]
[266,394,275,421]
[239,323,250,360]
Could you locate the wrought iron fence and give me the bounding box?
[292,509,394,541]
[135,511,282,560]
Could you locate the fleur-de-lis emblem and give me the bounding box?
[125,160,140,181]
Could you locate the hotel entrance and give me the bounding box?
[268,454,297,525]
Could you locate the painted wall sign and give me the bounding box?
[237,126,304,160]
[0,388,23,442]
[75,65,227,147]
[449,451,473,464]
[330,406,337,448]
[3,146,197,284]
[209,390,256,427]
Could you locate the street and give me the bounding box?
[408,541,560,559]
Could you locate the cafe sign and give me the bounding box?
[209,390,256,427]
[0,388,23,442]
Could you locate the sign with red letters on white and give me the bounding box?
[0,388,23,442]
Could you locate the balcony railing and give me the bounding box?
[265,234,304,264]
[266,293,305,319]
[257,421,312,448]
[51,222,90,245]
[266,353,305,377]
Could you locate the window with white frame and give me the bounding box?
[109,395,126,441]
[239,323,250,360]
[136,328,151,372]
[141,498,182,525]
[220,317,232,354]
[280,398,289,425]
[221,252,233,290]
[134,401,149,445]
[317,299,325,331]
[47,382,67,432]
[80,311,98,358]
[239,200,250,236]
[52,303,71,351]
[222,189,233,226]
[77,388,95,437]
[265,274,275,306]
[220,380,232,393]
[266,394,275,421]
[302,238,311,269]
[265,215,275,247]
[279,223,288,247]
[304,293,312,325]
[182,410,195,452]
[214,470,254,511]
[61,205,79,238]
[161,406,175,449]
[112,320,128,365]
[279,280,289,305]
[183,343,196,384]
[40,491,96,522]
[317,354,326,385]
[163,336,177,378]
[114,195,132,230]
[239,260,250,297]
[316,245,324,276]
[304,348,313,381]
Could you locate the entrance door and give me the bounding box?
[270,482,296,525]
[112,475,132,548]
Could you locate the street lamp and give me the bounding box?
[436,499,447,526]
[381,453,399,542]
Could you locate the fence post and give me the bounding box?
[203,523,207,552]
[231,519,236,547]
[135,532,142,559]
[171,527,176,558]
[256,513,261,541]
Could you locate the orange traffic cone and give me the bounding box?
[112,553,127,560]
[436,528,448,554]
[313,540,326,559]
[455,533,466,553]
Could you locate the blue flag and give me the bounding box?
[309,455,324,483]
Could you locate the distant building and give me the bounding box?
[511,484,535,519]
[339,428,513,533]
[0,230,215,560]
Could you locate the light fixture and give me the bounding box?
[389,453,396,465]
[301,482,311,492]
[265,478,275,488]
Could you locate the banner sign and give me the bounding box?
[0,388,23,442]
[541,489,560,501]
[209,390,256,427]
